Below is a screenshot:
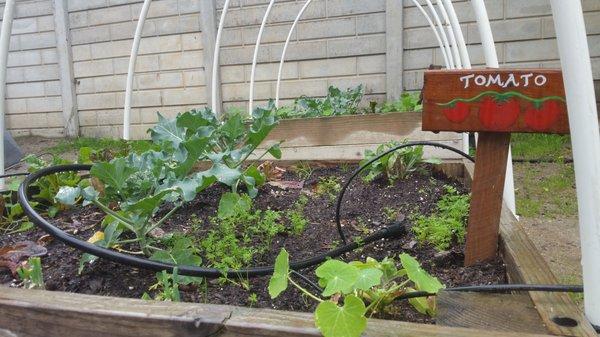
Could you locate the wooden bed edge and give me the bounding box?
[460,161,595,337]
[0,287,556,337]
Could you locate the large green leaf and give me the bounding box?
[55,186,80,205]
[91,157,135,195]
[177,108,218,135]
[206,163,242,187]
[315,295,367,337]
[220,113,245,144]
[352,268,383,291]
[315,260,359,297]
[149,112,186,149]
[174,134,213,177]
[268,249,289,299]
[399,253,444,293]
[123,188,177,217]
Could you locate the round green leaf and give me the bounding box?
[400,253,444,293]
[353,268,383,291]
[315,295,367,337]
[315,260,359,297]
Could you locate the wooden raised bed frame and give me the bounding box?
[0,160,594,337]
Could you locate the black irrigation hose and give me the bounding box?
[334,141,475,244]
[17,163,408,278]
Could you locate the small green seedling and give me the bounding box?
[17,257,45,290]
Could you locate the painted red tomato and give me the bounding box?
[524,100,561,131]
[442,101,470,123]
[478,97,520,130]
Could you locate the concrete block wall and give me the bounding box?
[403,0,600,91]
[216,0,387,110]
[68,0,206,139]
[1,0,64,137]
[0,0,599,138]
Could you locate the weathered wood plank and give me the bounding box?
[255,140,463,161]
[0,287,555,337]
[499,209,597,337]
[464,132,511,265]
[262,112,462,147]
[436,291,548,334]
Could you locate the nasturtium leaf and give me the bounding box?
[315,295,367,337]
[268,249,289,299]
[149,112,186,149]
[55,186,80,205]
[400,253,444,293]
[352,268,383,291]
[218,192,252,219]
[315,260,359,297]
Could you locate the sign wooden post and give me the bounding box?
[422,69,569,266]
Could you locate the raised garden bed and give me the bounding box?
[0,160,594,337]
[260,112,464,161]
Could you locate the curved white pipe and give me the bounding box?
[275,0,312,107]
[435,0,461,68]
[0,0,15,185]
[411,0,450,68]
[551,0,600,324]
[213,0,230,118]
[248,0,276,114]
[471,0,516,216]
[425,0,454,68]
[123,0,151,140]
[443,0,471,68]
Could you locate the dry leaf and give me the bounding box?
[0,241,47,275]
[87,231,105,244]
[268,180,304,190]
[258,161,286,181]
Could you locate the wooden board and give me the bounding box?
[461,161,597,337]
[464,132,511,265]
[437,291,548,334]
[0,287,555,337]
[422,69,569,134]
[258,112,464,160]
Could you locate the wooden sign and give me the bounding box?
[422,69,569,134]
[421,68,571,266]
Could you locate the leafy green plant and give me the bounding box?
[17,256,45,289]
[142,267,182,302]
[383,207,398,222]
[269,250,444,337]
[56,105,281,260]
[315,176,341,202]
[412,186,470,251]
[200,192,286,270]
[360,140,441,185]
[286,194,309,234]
[277,85,364,119]
[372,92,422,113]
[291,162,313,180]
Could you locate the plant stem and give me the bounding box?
[144,205,182,235]
[288,276,323,303]
[92,200,136,232]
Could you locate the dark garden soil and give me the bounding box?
[0,163,506,324]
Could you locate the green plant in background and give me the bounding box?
[277,85,364,119]
[200,192,287,271]
[142,267,182,302]
[56,105,282,263]
[383,207,398,222]
[412,186,470,251]
[373,92,422,113]
[315,176,341,202]
[291,161,313,180]
[269,250,444,337]
[360,140,441,185]
[17,257,45,290]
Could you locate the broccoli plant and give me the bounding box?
[360,140,441,185]
[277,85,364,119]
[56,105,282,260]
[269,250,444,337]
